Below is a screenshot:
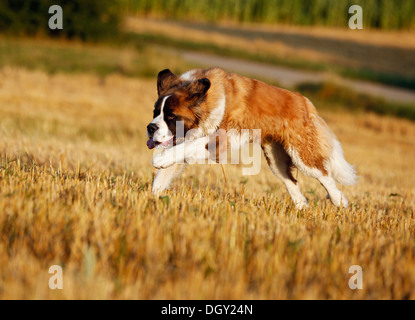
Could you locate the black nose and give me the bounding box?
[147,123,158,136]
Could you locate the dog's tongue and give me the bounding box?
[147,139,156,149]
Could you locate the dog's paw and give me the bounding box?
[295,200,309,210]
[152,153,174,169]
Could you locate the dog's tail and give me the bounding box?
[306,98,357,186]
[325,137,357,186]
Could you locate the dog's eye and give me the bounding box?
[167,115,175,120]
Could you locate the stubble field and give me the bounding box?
[0,67,414,299]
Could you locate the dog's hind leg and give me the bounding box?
[262,142,308,209]
[152,163,188,194]
[317,175,348,207]
[285,140,351,208]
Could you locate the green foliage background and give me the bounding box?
[0,0,122,41]
[1,0,413,40]
[123,0,415,30]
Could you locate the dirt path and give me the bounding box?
[182,51,415,105]
[127,17,415,81]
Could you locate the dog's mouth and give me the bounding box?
[147,135,175,150]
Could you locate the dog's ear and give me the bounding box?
[187,78,211,99]
[157,69,177,96]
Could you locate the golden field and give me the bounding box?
[0,66,414,299]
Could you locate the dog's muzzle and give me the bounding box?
[146,123,174,149]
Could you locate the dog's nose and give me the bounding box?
[147,123,158,136]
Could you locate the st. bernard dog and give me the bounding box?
[147,67,356,209]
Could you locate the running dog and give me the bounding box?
[146,68,356,209]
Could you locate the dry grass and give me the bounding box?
[0,35,191,79]
[0,67,414,299]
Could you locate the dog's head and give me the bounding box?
[146,69,211,149]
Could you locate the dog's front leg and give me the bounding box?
[152,136,211,169]
[152,143,186,169]
[152,163,188,194]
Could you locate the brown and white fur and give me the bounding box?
[147,67,356,209]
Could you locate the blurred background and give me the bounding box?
[1,0,414,117]
[0,0,415,299]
